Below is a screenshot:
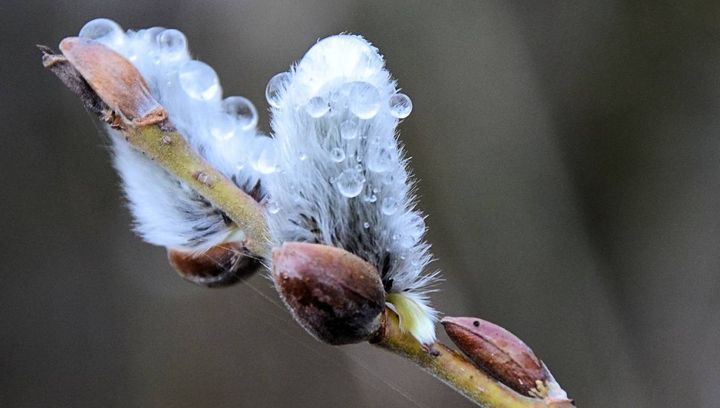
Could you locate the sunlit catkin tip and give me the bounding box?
[59,37,166,126]
[167,244,261,288]
[272,242,385,345]
[441,316,552,397]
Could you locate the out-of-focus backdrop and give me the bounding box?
[2,1,719,407]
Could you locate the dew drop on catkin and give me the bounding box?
[335,168,366,198]
[178,60,220,101]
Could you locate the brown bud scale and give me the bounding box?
[58,37,166,126]
[272,242,385,345]
[441,316,549,396]
[168,243,260,288]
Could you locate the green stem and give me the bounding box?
[40,41,269,259]
[41,40,570,408]
[372,310,573,408]
[124,124,270,258]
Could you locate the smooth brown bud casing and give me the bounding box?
[272,242,385,345]
[58,37,166,126]
[168,243,261,288]
[441,316,549,396]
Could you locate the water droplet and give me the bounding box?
[305,96,329,118]
[141,27,165,43]
[407,213,426,239]
[267,200,280,214]
[363,193,377,203]
[266,72,290,108]
[223,96,258,131]
[348,81,381,119]
[251,137,279,174]
[381,197,399,215]
[330,148,345,163]
[367,147,395,173]
[157,29,187,60]
[210,114,235,141]
[340,120,359,140]
[388,93,413,118]
[79,18,125,47]
[335,168,365,198]
[363,222,370,229]
[299,152,308,161]
[178,60,221,101]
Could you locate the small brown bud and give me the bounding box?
[272,242,385,345]
[168,243,261,288]
[58,37,166,126]
[441,316,549,396]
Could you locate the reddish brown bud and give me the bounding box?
[441,316,549,396]
[272,242,385,345]
[58,37,166,126]
[168,243,261,288]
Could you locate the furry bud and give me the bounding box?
[167,244,261,288]
[441,317,550,397]
[272,242,385,345]
[265,34,439,345]
[51,20,270,268]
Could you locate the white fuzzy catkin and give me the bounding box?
[76,20,439,343]
[78,18,267,252]
[264,35,439,344]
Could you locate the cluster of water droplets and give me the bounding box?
[271,66,427,261]
[259,35,439,331]
[265,69,414,204]
[267,74,412,121]
[78,19,277,179]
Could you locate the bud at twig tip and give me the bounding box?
[441,316,573,405]
[58,37,166,126]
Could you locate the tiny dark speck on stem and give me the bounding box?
[194,171,213,186]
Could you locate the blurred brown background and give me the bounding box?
[2,1,719,407]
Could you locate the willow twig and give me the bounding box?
[40,39,269,258]
[41,39,571,408]
[372,310,573,408]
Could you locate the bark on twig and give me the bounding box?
[39,41,269,259]
[41,39,573,408]
[372,310,574,408]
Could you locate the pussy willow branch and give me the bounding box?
[39,42,269,259]
[40,41,566,408]
[374,311,573,408]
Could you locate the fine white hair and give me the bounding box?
[264,34,439,344]
[78,19,267,253]
[77,20,440,343]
